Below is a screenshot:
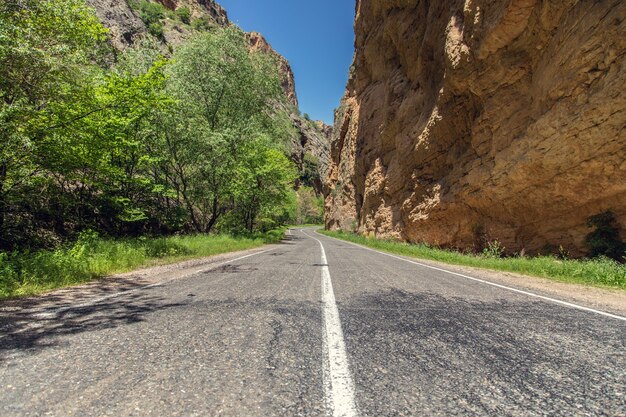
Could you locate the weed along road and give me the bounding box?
[1,228,625,416]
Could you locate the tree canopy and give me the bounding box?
[0,1,305,250]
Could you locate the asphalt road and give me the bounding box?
[1,228,624,416]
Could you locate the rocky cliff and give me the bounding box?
[248,32,298,108]
[86,0,229,49]
[87,0,329,192]
[326,0,626,256]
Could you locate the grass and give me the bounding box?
[0,229,286,299]
[319,230,626,290]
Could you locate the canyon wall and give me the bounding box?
[326,0,626,256]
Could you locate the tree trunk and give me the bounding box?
[0,163,7,249]
[206,195,221,233]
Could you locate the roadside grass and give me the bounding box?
[319,230,626,290]
[0,229,286,300]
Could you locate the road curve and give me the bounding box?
[1,228,624,416]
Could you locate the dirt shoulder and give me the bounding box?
[0,246,276,333]
[381,255,626,317]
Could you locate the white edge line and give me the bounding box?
[315,230,626,323]
[3,248,273,335]
[302,229,358,417]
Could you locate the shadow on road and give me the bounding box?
[0,287,186,360]
[279,234,305,245]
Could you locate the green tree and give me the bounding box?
[31,47,171,239]
[0,0,107,248]
[160,27,293,233]
[231,137,297,232]
[293,186,323,225]
[0,3,302,251]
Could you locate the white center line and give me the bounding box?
[317,230,626,323]
[302,229,358,417]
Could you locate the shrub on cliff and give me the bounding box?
[135,1,165,24]
[192,16,212,31]
[585,211,625,261]
[176,7,191,25]
[131,1,165,39]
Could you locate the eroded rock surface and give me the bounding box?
[326,0,626,256]
[86,0,147,49]
[86,0,229,49]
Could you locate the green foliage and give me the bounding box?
[135,1,165,25]
[0,0,108,248]
[131,1,166,39]
[301,152,321,188]
[159,27,295,234]
[482,240,505,258]
[192,16,212,31]
[289,186,323,225]
[321,230,626,290]
[0,233,273,299]
[148,22,164,39]
[585,211,625,261]
[0,2,302,283]
[176,7,191,24]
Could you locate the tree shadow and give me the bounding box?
[279,234,305,245]
[0,287,186,361]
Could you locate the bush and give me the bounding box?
[585,211,625,261]
[130,1,166,39]
[192,17,212,31]
[300,152,321,188]
[148,22,164,39]
[483,240,505,258]
[137,1,165,25]
[176,7,191,24]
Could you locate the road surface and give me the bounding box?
[1,228,624,416]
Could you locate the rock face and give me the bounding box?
[246,32,330,191]
[86,0,147,49]
[290,115,332,194]
[326,0,626,256]
[248,32,299,107]
[87,0,229,49]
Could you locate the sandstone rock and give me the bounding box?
[325,0,626,256]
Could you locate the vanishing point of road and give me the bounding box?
[1,228,624,416]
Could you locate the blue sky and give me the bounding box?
[218,0,356,124]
